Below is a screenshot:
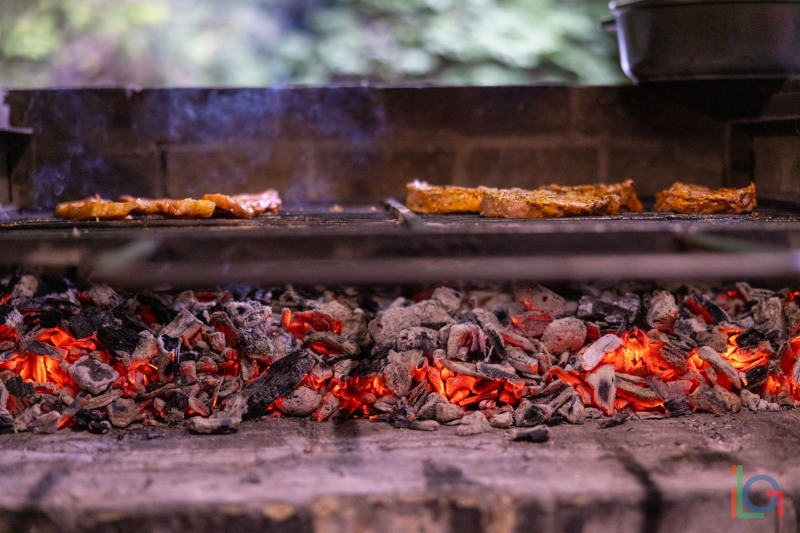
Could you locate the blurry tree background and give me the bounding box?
[0,0,624,87]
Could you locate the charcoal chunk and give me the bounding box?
[97,325,141,354]
[74,409,112,434]
[136,293,176,325]
[67,356,119,395]
[577,293,640,327]
[188,416,240,434]
[737,319,787,350]
[744,366,769,390]
[0,414,13,434]
[245,349,314,418]
[598,411,629,429]
[0,304,14,325]
[664,398,692,417]
[5,376,34,398]
[509,425,549,443]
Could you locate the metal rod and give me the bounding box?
[383,198,426,230]
[91,250,800,288]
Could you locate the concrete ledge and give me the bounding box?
[0,411,797,532]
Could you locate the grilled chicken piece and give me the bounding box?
[545,179,643,212]
[480,188,621,218]
[54,196,137,220]
[203,189,282,218]
[118,196,216,218]
[406,180,487,214]
[655,182,756,214]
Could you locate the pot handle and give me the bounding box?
[600,19,617,34]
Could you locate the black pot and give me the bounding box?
[608,0,800,82]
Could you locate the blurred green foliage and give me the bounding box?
[0,0,624,87]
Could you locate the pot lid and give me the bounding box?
[611,0,800,9]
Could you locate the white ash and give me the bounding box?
[581,334,623,371]
[753,296,785,331]
[383,350,423,397]
[161,309,203,339]
[224,301,271,328]
[740,389,780,412]
[646,291,678,332]
[586,364,616,415]
[456,411,491,436]
[11,274,38,299]
[277,386,323,417]
[541,317,587,355]
[107,398,141,428]
[313,393,341,421]
[29,411,60,434]
[431,287,462,316]
[489,411,513,428]
[417,392,448,420]
[515,284,566,316]
[434,402,464,423]
[188,416,240,434]
[514,400,553,427]
[82,284,122,309]
[67,356,119,395]
[132,332,157,361]
[396,327,439,354]
[242,328,296,363]
[445,323,486,361]
[318,300,369,343]
[697,346,743,389]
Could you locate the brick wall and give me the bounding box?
[2,82,795,210]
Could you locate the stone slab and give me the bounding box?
[0,411,797,532]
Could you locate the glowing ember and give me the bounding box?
[0,276,796,434]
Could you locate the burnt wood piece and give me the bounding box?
[684,293,731,325]
[136,293,176,325]
[744,365,770,390]
[245,349,314,418]
[737,318,787,350]
[509,425,550,443]
[97,325,141,354]
[664,398,693,417]
[68,307,114,339]
[598,411,629,429]
[577,293,640,328]
[5,376,34,399]
[73,409,112,434]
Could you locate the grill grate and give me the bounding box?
[2,199,800,286]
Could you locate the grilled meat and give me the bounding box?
[655,182,756,214]
[203,189,282,218]
[406,179,641,217]
[406,180,487,214]
[545,179,643,212]
[480,188,621,218]
[117,196,216,218]
[55,189,282,220]
[54,196,137,220]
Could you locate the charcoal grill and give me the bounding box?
[2,83,800,287]
[1,197,800,287]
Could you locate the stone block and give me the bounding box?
[572,85,725,139]
[383,86,571,137]
[164,141,310,200]
[753,136,800,195]
[463,146,599,189]
[11,143,161,209]
[313,148,385,203]
[384,148,456,196]
[606,140,721,196]
[277,87,388,142]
